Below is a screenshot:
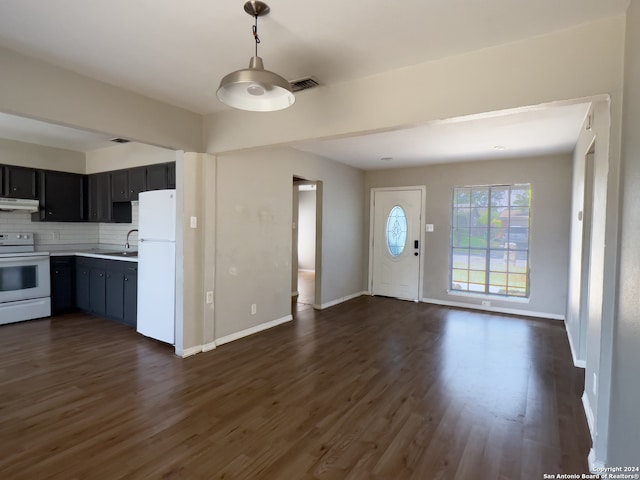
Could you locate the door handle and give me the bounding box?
[414,240,419,249]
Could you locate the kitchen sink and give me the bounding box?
[101,251,138,257]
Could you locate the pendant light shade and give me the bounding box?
[217,1,295,112]
[217,56,294,112]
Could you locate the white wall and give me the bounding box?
[0,137,85,173]
[607,0,640,467]
[85,142,176,174]
[366,154,573,318]
[0,45,202,151]
[213,146,364,340]
[297,189,316,271]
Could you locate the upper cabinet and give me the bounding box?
[167,163,176,189]
[3,165,38,199]
[128,167,146,200]
[111,166,152,202]
[0,161,175,222]
[147,163,168,191]
[88,173,112,223]
[110,170,129,202]
[34,170,86,222]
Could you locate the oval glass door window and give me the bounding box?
[386,206,408,256]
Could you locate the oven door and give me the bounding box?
[0,254,51,303]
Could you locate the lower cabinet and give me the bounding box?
[50,256,75,314]
[75,257,138,327]
[122,265,138,327]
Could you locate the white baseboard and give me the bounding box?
[582,393,595,440]
[588,449,606,474]
[176,345,202,358]
[202,341,217,352]
[317,291,365,310]
[291,291,299,297]
[298,269,315,273]
[566,326,586,368]
[422,297,564,320]
[216,314,293,346]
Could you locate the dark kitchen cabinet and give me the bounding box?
[88,173,112,222]
[123,265,138,327]
[111,167,146,202]
[0,166,4,194]
[110,170,129,202]
[3,165,38,199]
[50,256,75,314]
[75,261,91,311]
[105,269,125,319]
[146,163,168,191]
[35,170,86,222]
[89,267,107,315]
[167,163,176,188]
[128,167,146,200]
[75,256,137,327]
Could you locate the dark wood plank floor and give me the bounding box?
[0,296,591,479]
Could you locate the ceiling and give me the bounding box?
[0,1,625,167]
[293,102,592,170]
[0,0,629,115]
[0,113,116,152]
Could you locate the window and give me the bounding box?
[450,184,531,297]
[386,205,407,257]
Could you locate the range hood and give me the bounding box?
[0,197,39,212]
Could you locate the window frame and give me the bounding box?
[449,183,531,298]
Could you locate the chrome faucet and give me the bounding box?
[125,229,138,249]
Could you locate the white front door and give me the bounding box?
[371,188,423,301]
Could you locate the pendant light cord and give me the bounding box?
[252,15,260,57]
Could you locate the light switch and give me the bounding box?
[190,216,197,228]
[425,224,434,232]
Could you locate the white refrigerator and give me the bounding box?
[136,189,176,344]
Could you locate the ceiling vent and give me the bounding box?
[110,137,130,144]
[290,77,320,92]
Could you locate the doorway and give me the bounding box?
[578,142,595,363]
[292,178,320,311]
[370,187,425,301]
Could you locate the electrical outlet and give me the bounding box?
[190,216,198,229]
[425,224,434,232]
[251,304,257,315]
[482,300,491,307]
[206,291,213,304]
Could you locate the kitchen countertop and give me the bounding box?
[43,245,139,263]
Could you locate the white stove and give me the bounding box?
[0,232,51,325]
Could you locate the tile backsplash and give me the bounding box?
[0,204,138,248]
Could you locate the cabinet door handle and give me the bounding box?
[124,277,128,281]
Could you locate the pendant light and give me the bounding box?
[217,1,295,112]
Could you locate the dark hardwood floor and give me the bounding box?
[0,297,591,479]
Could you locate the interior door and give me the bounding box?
[371,188,423,301]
